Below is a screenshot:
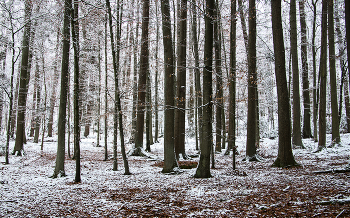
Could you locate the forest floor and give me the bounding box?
[1,133,350,217]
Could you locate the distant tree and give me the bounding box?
[174,0,187,160]
[195,0,214,178]
[52,0,72,178]
[299,0,312,139]
[13,0,32,156]
[317,0,328,152]
[328,0,340,145]
[271,0,298,168]
[161,0,179,173]
[290,0,304,149]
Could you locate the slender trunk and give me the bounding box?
[13,0,32,155]
[53,0,72,178]
[33,59,41,143]
[104,14,108,161]
[195,0,214,178]
[317,0,328,151]
[290,0,304,148]
[299,0,312,139]
[154,0,159,143]
[312,0,319,142]
[161,0,178,173]
[174,0,187,160]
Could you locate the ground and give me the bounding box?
[1,133,350,217]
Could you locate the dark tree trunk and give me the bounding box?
[312,0,319,142]
[228,0,236,169]
[13,0,32,156]
[72,0,80,183]
[194,0,214,178]
[33,60,41,144]
[214,0,222,154]
[290,0,304,149]
[174,0,187,160]
[346,0,350,78]
[317,0,328,151]
[161,0,178,173]
[245,0,257,160]
[104,14,108,161]
[154,0,160,143]
[328,0,340,144]
[52,0,72,178]
[299,0,312,139]
[271,0,298,168]
[134,0,150,152]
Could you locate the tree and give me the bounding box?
[52,0,72,178]
[161,0,179,174]
[194,0,214,178]
[13,0,32,156]
[290,0,303,149]
[72,0,80,183]
[104,13,108,161]
[328,0,340,145]
[346,0,350,76]
[229,0,237,169]
[317,0,328,152]
[174,0,187,160]
[299,0,312,139]
[132,0,150,156]
[106,0,130,175]
[271,0,298,168]
[245,0,258,161]
[312,0,319,142]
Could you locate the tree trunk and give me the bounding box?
[72,0,81,183]
[312,0,319,142]
[214,0,222,154]
[13,0,32,156]
[161,0,179,173]
[328,0,340,145]
[229,0,236,169]
[134,0,150,154]
[271,0,298,168]
[154,0,160,143]
[104,14,108,161]
[346,0,350,78]
[52,0,71,178]
[174,0,187,160]
[317,0,328,152]
[106,0,130,175]
[290,0,304,149]
[299,0,312,139]
[33,59,41,144]
[194,0,214,178]
[191,0,202,151]
[245,0,257,160]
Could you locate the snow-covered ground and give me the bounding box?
[1,133,350,217]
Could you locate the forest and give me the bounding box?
[1,0,350,216]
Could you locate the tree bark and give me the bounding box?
[194,0,214,178]
[72,0,80,183]
[290,0,304,149]
[317,0,328,152]
[104,14,108,161]
[161,0,179,173]
[52,0,72,178]
[174,0,187,160]
[299,0,312,139]
[13,0,32,156]
[245,0,257,160]
[271,0,298,168]
[328,0,340,145]
[312,0,319,142]
[134,0,150,152]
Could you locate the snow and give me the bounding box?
[1,133,350,217]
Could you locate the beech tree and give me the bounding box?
[52,0,71,178]
[195,0,214,178]
[271,0,298,168]
[161,0,179,173]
